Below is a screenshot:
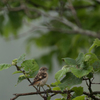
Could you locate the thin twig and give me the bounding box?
[68,0,82,27]
[85,79,89,87]
[92,83,100,84]
[83,92,99,100]
[88,79,92,93]
[0,3,96,12]
[9,25,100,41]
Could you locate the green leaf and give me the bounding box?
[89,38,100,53]
[28,71,37,78]
[63,58,77,65]
[92,60,100,72]
[13,71,22,74]
[50,81,61,87]
[72,95,85,100]
[55,65,70,81]
[21,59,39,72]
[8,11,23,30]
[0,64,11,71]
[55,70,64,81]
[70,63,93,78]
[17,75,26,84]
[71,86,83,96]
[85,53,99,64]
[17,54,26,63]
[84,55,91,61]
[76,53,84,64]
[55,98,61,100]
[61,94,67,99]
[52,87,61,91]
[85,53,98,65]
[87,73,93,79]
[58,72,82,90]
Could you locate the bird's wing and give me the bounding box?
[34,72,47,82]
[29,72,47,86]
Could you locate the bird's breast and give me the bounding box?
[40,76,48,86]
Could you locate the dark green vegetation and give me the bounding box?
[0,0,100,71]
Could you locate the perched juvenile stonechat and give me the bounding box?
[29,67,48,88]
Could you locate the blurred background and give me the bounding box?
[0,0,100,100]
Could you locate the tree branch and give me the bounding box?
[1,3,100,39]
[15,65,31,83]
[88,79,92,93]
[25,8,100,39]
[0,4,96,12]
[92,83,100,84]
[10,89,100,100]
[9,25,100,41]
[83,92,99,100]
[68,0,82,27]
[10,65,100,100]
[14,65,44,98]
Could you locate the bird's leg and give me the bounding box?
[42,86,48,97]
[36,83,41,93]
[39,85,40,92]
[36,86,39,92]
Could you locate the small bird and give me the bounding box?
[29,67,48,91]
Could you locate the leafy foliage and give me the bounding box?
[17,75,26,84]
[13,71,22,74]
[58,72,82,90]
[55,65,70,81]
[63,58,77,65]
[72,95,85,100]
[51,39,100,99]
[1,54,39,85]
[71,87,83,97]
[21,59,39,72]
[92,60,100,73]
[17,54,26,63]
[1,38,100,99]
[89,38,100,53]
[0,64,11,71]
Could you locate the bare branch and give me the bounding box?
[83,92,99,100]
[88,79,92,93]
[92,91,100,95]
[92,83,100,84]
[10,89,100,100]
[9,25,100,41]
[68,0,82,27]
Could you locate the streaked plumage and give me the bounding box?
[29,67,48,86]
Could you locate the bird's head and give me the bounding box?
[39,67,48,72]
